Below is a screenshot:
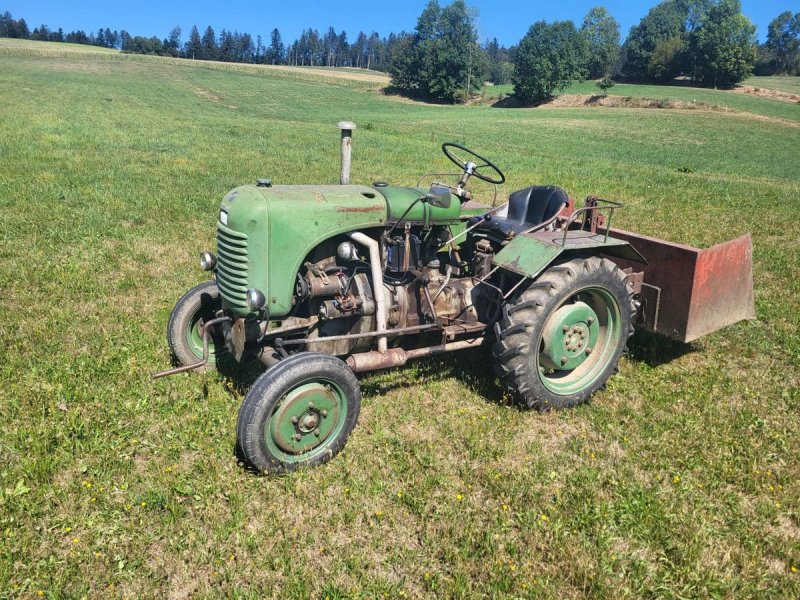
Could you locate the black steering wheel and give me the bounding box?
[442,142,506,185]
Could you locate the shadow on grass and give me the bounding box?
[359,347,514,408]
[217,330,694,411]
[627,329,696,367]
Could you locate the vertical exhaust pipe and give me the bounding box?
[337,121,356,185]
[347,232,387,354]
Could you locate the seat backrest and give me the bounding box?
[507,185,568,226]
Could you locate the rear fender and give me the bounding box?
[491,230,646,281]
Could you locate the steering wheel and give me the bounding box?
[442,142,506,185]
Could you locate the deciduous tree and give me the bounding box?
[513,20,588,103]
[581,7,621,78]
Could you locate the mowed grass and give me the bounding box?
[0,49,799,599]
[745,75,800,95]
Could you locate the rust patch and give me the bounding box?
[335,205,383,213]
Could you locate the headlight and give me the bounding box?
[246,288,267,312]
[200,251,217,271]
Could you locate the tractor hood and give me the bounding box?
[216,184,387,317]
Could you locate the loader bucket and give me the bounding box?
[604,229,755,343]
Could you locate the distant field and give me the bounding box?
[0,38,390,88]
[483,79,800,122]
[745,75,800,95]
[0,37,119,54]
[1,47,798,598]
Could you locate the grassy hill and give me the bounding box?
[484,77,800,122]
[1,45,798,598]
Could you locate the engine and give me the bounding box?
[293,226,486,356]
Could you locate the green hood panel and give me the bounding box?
[376,186,461,225]
[217,184,387,317]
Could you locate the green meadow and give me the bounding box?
[0,41,798,598]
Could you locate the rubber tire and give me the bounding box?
[236,353,361,474]
[492,257,635,411]
[167,280,226,371]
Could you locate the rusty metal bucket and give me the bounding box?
[605,229,755,343]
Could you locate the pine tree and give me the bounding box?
[267,28,285,65]
[201,26,218,61]
[185,26,202,59]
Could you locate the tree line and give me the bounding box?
[389,0,798,104]
[0,10,402,72]
[2,2,798,105]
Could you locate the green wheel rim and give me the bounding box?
[536,287,621,396]
[186,309,226,364]
[265,379,349,463]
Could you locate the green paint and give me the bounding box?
[218,184,386,316]
[537,288,621,396]
[492,235,562,278]
[217,184,466,317]
[376,186,461,224]
[265,380,348,463]
[492,232,645,279]
[540,301,599,371]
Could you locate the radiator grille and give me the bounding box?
[216,223,249,309]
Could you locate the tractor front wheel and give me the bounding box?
[236,353,361,474]
[492,257,635,411]
[167,281,227,370]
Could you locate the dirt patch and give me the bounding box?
[543,94,725,111]
[193,88,220,103]
[733,85,800,104]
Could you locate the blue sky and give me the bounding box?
[3,1,794,46]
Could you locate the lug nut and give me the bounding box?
[560,356,568,365]
[586,347,593,355]
[587,317,594,325]
[314,428,321,437]
[563,325,570,333]
[293,433,302,441]
[322,409,328,418]
[291,416,299,425]
[308,402,315,410]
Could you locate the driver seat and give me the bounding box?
[476,185,569,239]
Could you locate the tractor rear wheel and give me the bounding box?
[167,281,227,370]
[492,257,635,411]
[236,353,361,474]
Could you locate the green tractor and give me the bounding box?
[155,125,755,474]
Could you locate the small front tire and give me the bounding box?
[167,281,227,370]
[236,353,361,474]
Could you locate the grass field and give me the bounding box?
[483,78,800,123]
[1,43,799,598]
[745,76,800,95]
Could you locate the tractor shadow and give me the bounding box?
[359,347,513,408]
[218,331,694,411]
[626,329,696,367]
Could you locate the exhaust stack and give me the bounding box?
[337,121,356,185]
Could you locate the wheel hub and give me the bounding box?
[541,301,600,371]
[270,383,341,454]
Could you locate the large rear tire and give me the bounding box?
[236,353,361,474]
[492,257,635,411]
[167,281,227,370]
